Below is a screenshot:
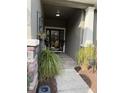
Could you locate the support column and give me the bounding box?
[27,39,39,93]
[27,0,32,39]
[83,7,95,45]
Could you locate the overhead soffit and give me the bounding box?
[44,5,79,20]
[42,0,97,20]
[42,0,96,9]
[42,0,96,5]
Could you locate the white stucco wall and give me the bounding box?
[27,0,43,39]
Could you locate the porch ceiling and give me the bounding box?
[44,5,79,20]
[42,0,96,9]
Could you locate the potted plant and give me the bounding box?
[38,48,61,93]
[76,41,96,72]
[38,48,61,81]
[85,43,96,72]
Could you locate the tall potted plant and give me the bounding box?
[76,41,96,71]
[38,48,61,81]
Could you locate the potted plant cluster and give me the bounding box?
[76,41,97,72]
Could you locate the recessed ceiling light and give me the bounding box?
[56,10,60,17]
[56,13,60,17]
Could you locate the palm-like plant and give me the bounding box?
[38,48,61,81]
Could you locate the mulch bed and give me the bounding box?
[37,78,57,93]
[75,66,97,93]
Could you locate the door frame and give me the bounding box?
[45,26,66,53]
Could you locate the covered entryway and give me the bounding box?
[42,0,97,61]
[41,1,97,93]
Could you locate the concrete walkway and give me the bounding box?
[58,53,76,69]
[55,53,94,93]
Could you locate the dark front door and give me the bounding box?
[46,29,64,52]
